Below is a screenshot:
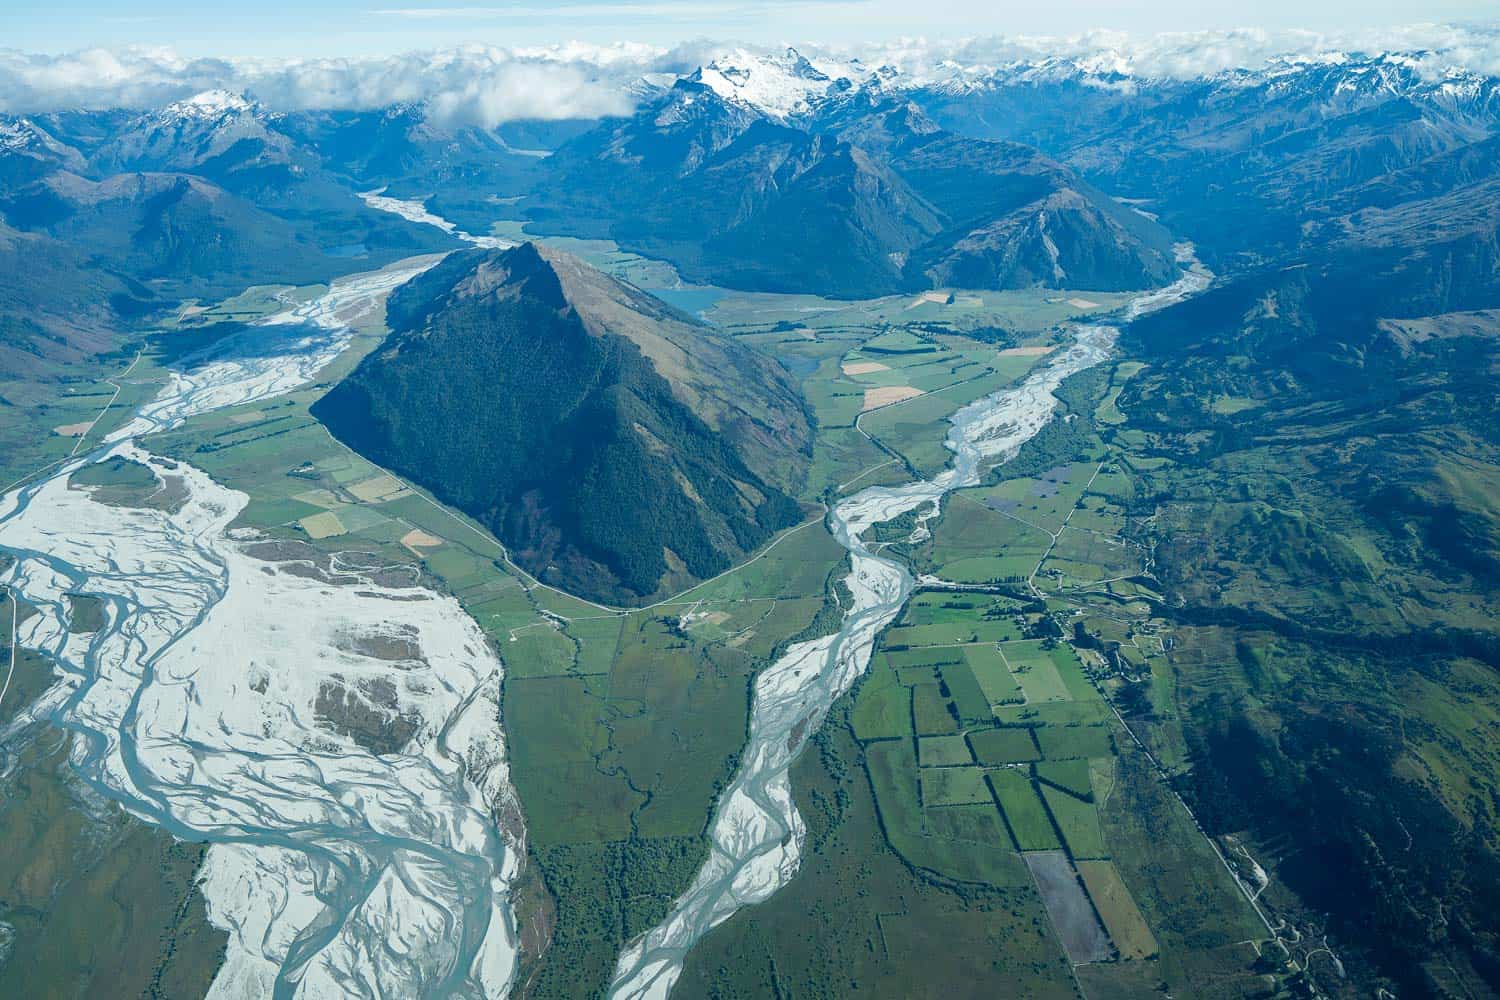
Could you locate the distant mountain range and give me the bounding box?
[3,45,1498,358]
[0,92,474,332]
[523,54,1179,297]
[902,52,1500,271]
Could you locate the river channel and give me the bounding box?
[0,258,524,999]
[609,250,1212,999]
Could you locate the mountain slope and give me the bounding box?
[11,94,462,283]
[313,243,811,602]
[0,117,85,191]
[1114,247,1500,993]
[844,104,1178,290]
[907,54,1500,268]
[0,170,371,298]
[270,105,585,233]
[91,91,296,182]
[0,220,152,378]
[525,64,1178,297]
[0,93,468,301]
[605,116,944,297]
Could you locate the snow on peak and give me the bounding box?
[0,117,43,150]
[906,48,1500,114]
[0,116,80,165]
[163,89,255,119]
[688,46,873,118]
[116,88,280,169]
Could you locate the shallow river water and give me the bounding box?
[358,190,514,249]
[608,252,1212,999]
[0,259,524,999]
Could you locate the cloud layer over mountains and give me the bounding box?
[0,45,651,125]
[2,23,1499,125]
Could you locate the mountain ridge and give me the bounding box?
[525,78,1179,296]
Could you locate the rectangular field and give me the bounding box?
[1025,851,1114,965]
[965,645,1026,706]
[938,660,993,724]
[1002,644,1071,703]
[913,683,958,734]
[989,769,1060,852]
[922,766,992,806]
[969,728,1041,764]
[919,734,974,767]
[884,619,1014,647]
[1077,861,1159,960]
[1041,782,1108,860]
[1035,725,1115,760]
[852,664,911,741]
[1036,758,1095,800]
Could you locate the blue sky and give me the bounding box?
[6,0,1497,57]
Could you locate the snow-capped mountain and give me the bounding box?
[0,117,84,169]
[0,117,76,158]
[889,47,1500,275]
[563,43,1499,291]
[527,58,1178,297]
[681,47,889,120]
[160,88,255,119]
[625,46,1500,175]
[0,115,86,189]
[911,49,1500,116]
[95,89,294,176]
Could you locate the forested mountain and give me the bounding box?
[0,219,149,378]
[313,242,811,602]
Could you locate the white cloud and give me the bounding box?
[828,23,1500,82]
[0,23,1497,124]
[0,44,656,124]
[423,61,634,126]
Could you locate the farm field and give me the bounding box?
[789,574,1266,995]
[1078,860,1160,960]
[678,707,1077,999]
[0,347,170,493]
[672,299,1275,997]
